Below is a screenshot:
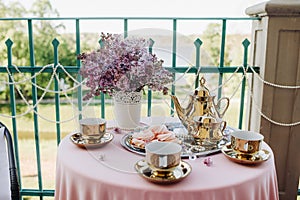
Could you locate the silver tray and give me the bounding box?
[120,123,236,158]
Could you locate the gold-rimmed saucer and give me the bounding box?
[134,159,192,184]
[221,144,270,165]
[70,132,113,149]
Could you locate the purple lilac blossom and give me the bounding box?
[78,33,173,100]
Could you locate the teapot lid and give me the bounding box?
[194,77,210,97]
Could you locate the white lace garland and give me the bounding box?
[0,63,300,127]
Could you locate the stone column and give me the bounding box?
[246,1,300,199]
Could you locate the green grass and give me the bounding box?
[0,97,243,139]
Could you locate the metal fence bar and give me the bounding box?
[147,39,154,117]
[194,38,202,88]
[124,18,128,38]
[20,189,55,197]
[165,66,259,74]
[76,19,83,121]
[170,19,177,116]
[0,17,260,21]
[53,39,62,145]
[217,19,227,99]
[27,19,44,200]
[0,65,259,74]
[98,38,106,119]
[5,38,22,191]
[239,39,250,129]
[100,92,106,118]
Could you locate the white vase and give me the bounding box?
[113,91,142,129]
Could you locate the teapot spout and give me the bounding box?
[170,95,184,118]
[171,95,195,133]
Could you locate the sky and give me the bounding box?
[18,0,267,17]
[4,0,268,34]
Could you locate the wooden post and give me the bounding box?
[246,1,300,199]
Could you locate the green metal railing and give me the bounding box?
[0,17,262,199]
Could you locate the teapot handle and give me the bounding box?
[216,97,230,118]
[220,121,227,135]
[188,120,197,135]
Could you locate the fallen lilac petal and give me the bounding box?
[204,157,213,166]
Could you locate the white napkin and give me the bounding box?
[0,127,11,200]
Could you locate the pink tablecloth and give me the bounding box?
[54,118,279,200]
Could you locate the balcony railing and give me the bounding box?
[0,17,260,199]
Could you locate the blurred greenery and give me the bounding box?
[0,0,78,101]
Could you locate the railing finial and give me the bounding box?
[5,38,13,47]
[149,38,154,48]
[52,38,60,47]
[242,39,250,48]
[194,38,203,47]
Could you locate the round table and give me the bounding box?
[54,117,279,200]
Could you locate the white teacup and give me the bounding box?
[145,141,182,172]
[231,131,264,154]
[79,118,106,140]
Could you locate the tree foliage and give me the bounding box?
[202,23,231,66]
[0,0,77,101]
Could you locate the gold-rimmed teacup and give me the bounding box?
[230,131,264,154]
[145,141,182,177]
[79,118,106,141]
[191,116,226,146]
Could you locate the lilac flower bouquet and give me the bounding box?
[78,33,173,100]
